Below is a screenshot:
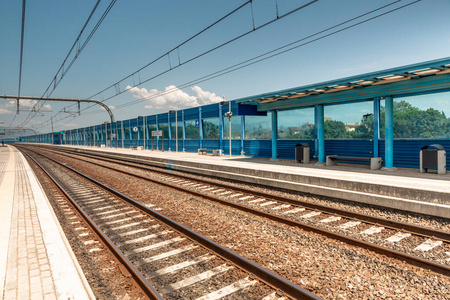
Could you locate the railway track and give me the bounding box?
[20,144,450,278]
[21,146,320,300]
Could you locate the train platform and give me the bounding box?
[52,144,450,219]
[0,145,94,300]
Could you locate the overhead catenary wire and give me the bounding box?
[34,0,420,130]
[75,0,414,113]
[18,0,117,128]
[33,0,317,129]
[9,0,27,128]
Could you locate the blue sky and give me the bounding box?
[1,0,450,133]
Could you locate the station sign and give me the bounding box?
[195,119,200,128]
[110,134,117,138]
[0,133,5,135]
[0,121,4,125]
[151,130,163,137]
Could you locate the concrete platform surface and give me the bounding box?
[50,144,450,219]
[0,145,94,300]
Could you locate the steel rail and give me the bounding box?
[21,146,322,300]
[42,145,450,242]
[21,150,163,300]
[26,145,450,277]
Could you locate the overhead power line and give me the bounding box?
[18,0,117,128]
[34,0,420,130]
[82,0,417,112]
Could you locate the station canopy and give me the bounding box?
[235,57,450,112]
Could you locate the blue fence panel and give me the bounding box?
[202,103,220,119]
[221,139,241,155]
[184,107,200,121]
[184,140,200,152]
[244,140,272,157]
[202,139,220,149]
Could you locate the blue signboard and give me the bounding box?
[195,120,200,128]
[132,126,138,132]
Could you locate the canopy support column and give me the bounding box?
[373,97,380,158]
[315,104,325,164]
[271,110,278,160]
[384,96,394,168]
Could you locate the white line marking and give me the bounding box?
[238,196,253,201]
[260,201,277,207]
[228,193,243,198]
[196,277,258,300]
[110,220,153,230]
[272,204,291,210]
[159,264,233,293]
[319,216,341,223]
[284,208,305,214]
[385,232,411,243]
[360,226,384,235]
[217,191,232,196]
[124,230,173,244]
[130,237,185,254]
[148,254,215,278]
[300,211,321,219]
[339,221,361,229]
[248,199,265,203]
[414,239,443,251]
[139,244,198,264]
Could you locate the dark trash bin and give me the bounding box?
[420,144,446,175]
[295,143,310,164]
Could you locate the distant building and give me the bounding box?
[344,122,362,132]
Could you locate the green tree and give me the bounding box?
[324,120,348,139]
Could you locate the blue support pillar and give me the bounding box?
[219,104,223,152]
[315,104,325,163]
[271,110,278,160]
[182,110,186,152]
[314,106,319,157]
[168,113,172,151]
[240,115,245,156]
[199,107,203,149]
[156,116,159,150]
[373,97,380,158]
[385,96,394,168]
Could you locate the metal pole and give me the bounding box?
[228,101,232,157]
[144,117,146,150]
[175,111,178,152]
[121,122,124,148]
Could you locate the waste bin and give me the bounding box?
[295,143,310,164]
[420,144,446,175]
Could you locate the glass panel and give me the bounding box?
[245,112,272,139]
[202,118,219,139]
[392,93,450,138]
[159,124,169,138]
[131,126,138,140]
[124,127,131,140]
[223,116,242,139]
[170,122,183,139]
[324,101,373,139]
[278,108,314,139]
[185,120,199,139]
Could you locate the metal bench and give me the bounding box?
[326,155,382,170]
[131,146,143,150]
[198,148,222,156]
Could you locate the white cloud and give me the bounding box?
[0,108,14,115]
[19,99,52,111]
[126,85,222,110]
